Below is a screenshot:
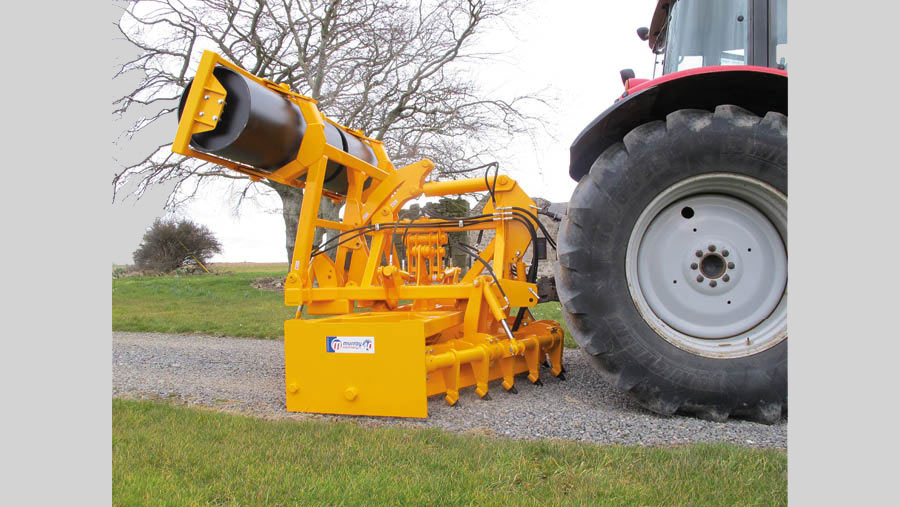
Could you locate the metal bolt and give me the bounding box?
[723,274,730,282]
[204,95,209,100]
[709,280,717,287]
[722,249,730,257]
[728,262,735,269]
[696,275,704,282]
[690,263,698,270]
[217,99,223,104]
[212,116,218,121]
[696,250,703,257]
[708,244,716,252]
[199,112,204,116]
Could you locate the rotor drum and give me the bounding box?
[178,66,376,195]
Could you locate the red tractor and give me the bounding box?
[554,0,787,423]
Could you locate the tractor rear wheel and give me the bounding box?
[555,105,787,423]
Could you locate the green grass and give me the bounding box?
[208,262,289,273]
[112,266,294,339]
[112,263,576,345]
[113,399,786,505]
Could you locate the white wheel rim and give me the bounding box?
[625,173,787,359]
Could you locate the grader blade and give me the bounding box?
[285,312,564,418]
[173,51,564,418]
[285,315,433,418]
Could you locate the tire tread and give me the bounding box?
[557,106,788,423]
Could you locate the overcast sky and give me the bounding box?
[112,0,659,264]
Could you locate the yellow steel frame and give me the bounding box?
[173,51,564,418]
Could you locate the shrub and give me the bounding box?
[132,218,222,273]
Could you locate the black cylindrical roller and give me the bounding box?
[178,67,305,170]
[178,66,377,195]
[343,130,378,166]
[314,127,377,193]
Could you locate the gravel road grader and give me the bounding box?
[174,51,566,418]
[173,0,787,423]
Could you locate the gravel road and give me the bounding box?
[113,331,786,448]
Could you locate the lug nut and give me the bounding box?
[728,262,735,269]
[722,249,730,257]
[696,275,704,282]
[723,274,730,282]
[690,263,698,270]
[696,250,703,257]
[708,244,716,252]
[709,280,717,287]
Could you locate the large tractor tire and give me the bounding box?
[556,105,787,424]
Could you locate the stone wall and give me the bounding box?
[465,197,565,278]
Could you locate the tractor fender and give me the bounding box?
[568,66,787,182]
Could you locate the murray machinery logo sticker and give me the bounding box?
[326,336,375,354]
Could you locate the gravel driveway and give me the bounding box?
[113,331,786,448]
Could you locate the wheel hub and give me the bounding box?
[699,252,725,279]
[626,173,787,358]
[683,238,743,293]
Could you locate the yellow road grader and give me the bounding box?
[174,51,565,418]
[173,0,787,424]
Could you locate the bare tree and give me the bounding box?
[113,0,546,263]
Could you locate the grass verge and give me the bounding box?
[112,263,576,346]
[113,399,786,505]
[112,266,294,339]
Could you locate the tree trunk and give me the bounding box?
[271,183,342,269]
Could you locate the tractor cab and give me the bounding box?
[646,0,787,75]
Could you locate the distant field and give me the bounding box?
[208,262,288,273]
[111,262,288,275]
[112,262,575,346]
[112,265,294,338]
[114,399,787,505]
